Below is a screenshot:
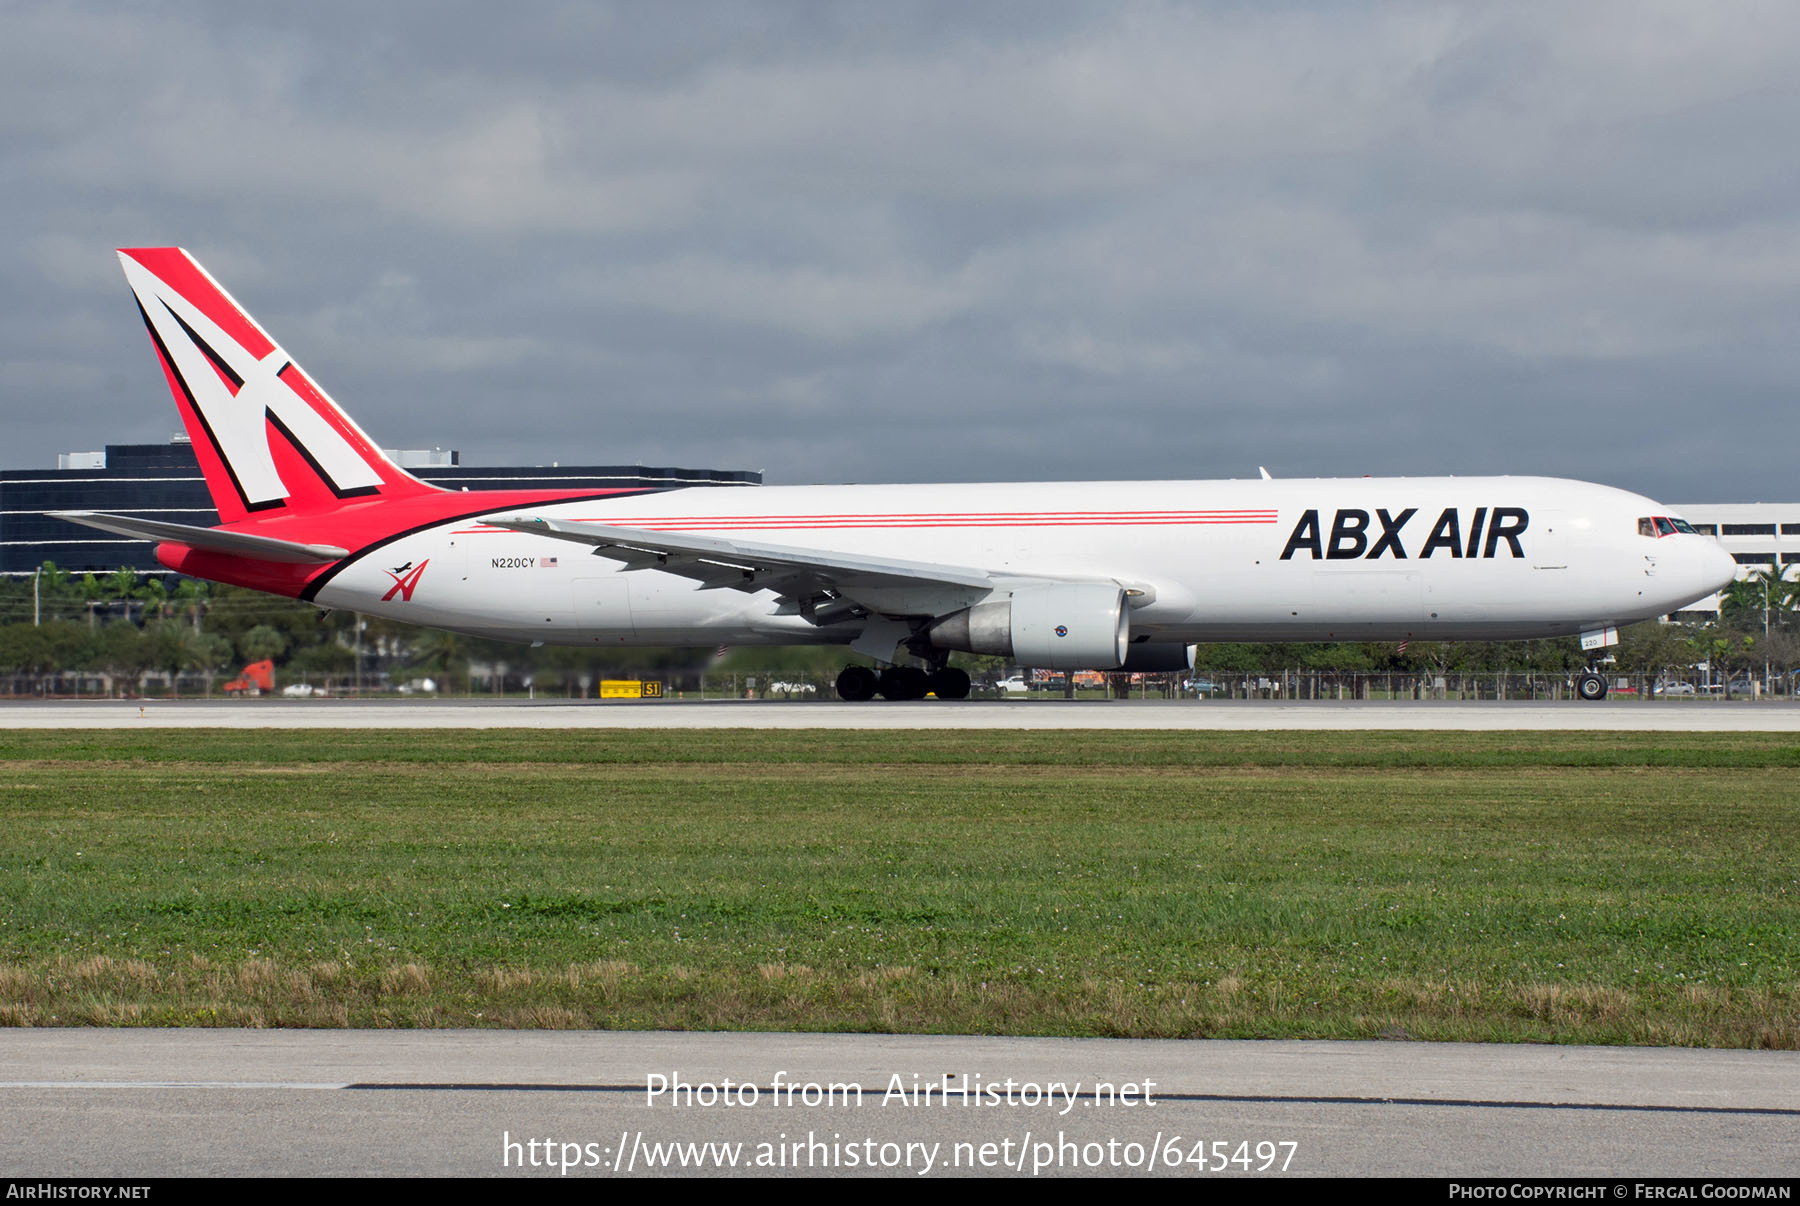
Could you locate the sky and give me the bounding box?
[5,1,1800,500]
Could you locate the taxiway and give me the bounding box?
[3,698,1798,730]
[2,1030,1794,1177]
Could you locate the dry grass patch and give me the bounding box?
[234,959,282,993]
[498,1006,583,1028]
[474,967,534,993]
[72,1000,143,1025]
[0,964,41,1004]
[379,963,431,996]
[572,959,633,988]
[310,961,348,987]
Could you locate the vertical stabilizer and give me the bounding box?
[117,248,440,524]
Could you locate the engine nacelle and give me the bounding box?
[926,583,1129,670]
[1119,641,1195,672]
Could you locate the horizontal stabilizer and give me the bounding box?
[51,511,348,564]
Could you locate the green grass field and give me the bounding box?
[0,730,1794,1045]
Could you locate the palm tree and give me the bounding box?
[1750,564,1798,628]
[134,576,170,621]
[95,568,140,625]
[1687,628,1754,697]
[103,568,138,602]
[1746,563,1797,689]
[1717,577,1763,630]
[171,578,208,633]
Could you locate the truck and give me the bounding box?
[221,660,275,696]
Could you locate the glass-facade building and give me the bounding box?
[1,440,760,576]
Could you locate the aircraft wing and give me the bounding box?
[479,513,998,616]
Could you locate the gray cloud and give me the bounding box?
[5,0,1799,500]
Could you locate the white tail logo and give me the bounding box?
[120,255,384,510]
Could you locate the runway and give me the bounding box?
[4,698,1800,730]
[2,1030,1795,1177]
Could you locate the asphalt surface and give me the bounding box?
[4,698,1799,729]
[3,1031,1795,1178]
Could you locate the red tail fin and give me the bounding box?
[117,248,441,524]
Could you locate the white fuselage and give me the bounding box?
[311,476,1738,651]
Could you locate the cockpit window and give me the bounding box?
[1638,516,1696,538]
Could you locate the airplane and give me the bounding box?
[55,247,1738,702]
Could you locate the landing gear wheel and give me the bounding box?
[1575,672,1609,702]
[836,665,877,702]
[927,667,971,700]
[877,666,929,701]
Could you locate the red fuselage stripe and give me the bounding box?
[548,511,1280,521]
[451,512,1280,534]
[451,521,1281,533]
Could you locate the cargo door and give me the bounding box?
[574,575,636,642]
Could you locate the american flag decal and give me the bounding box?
[542,556,558,568]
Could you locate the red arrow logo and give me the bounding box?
[381,559,429,602]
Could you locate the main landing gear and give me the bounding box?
[836,665,878,701]
[835,663,971,701]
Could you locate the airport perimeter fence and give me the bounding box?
[717,671,1789,702]
[1165,672,1755,702]
[1,669,1787,701]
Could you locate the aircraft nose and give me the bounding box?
[1700,541,1739,595]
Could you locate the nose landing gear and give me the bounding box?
[1574,671,1609,701]
[1575,626,1619,702]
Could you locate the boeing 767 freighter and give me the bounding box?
[55,248,1737,700]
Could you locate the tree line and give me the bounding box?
[0,562,1792,696]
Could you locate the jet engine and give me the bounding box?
[926,583,1129,669]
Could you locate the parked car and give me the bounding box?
[1653,680,1697,696]
[995,675,1030,693]
[1181,677,1218,695]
